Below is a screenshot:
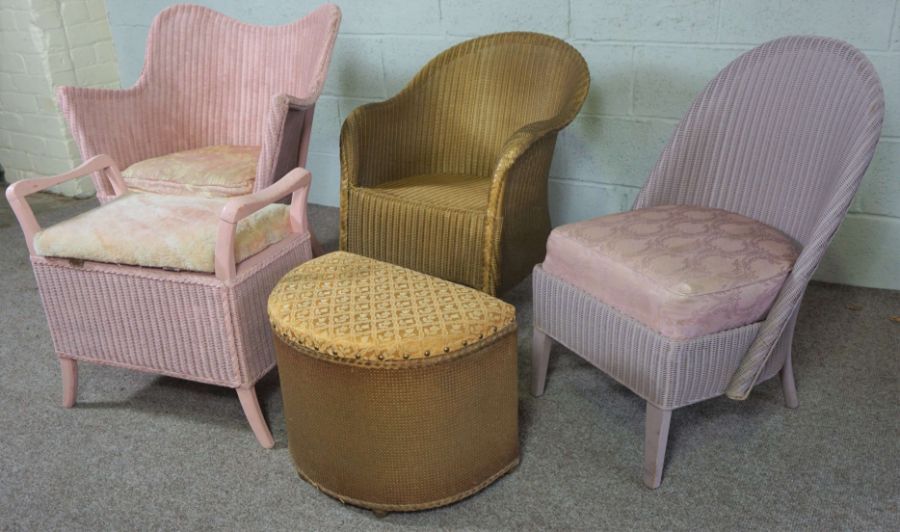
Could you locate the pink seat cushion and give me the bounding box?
[543,205,800,339]
[122,145,259,197]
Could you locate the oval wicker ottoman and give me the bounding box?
[268,251,519,513]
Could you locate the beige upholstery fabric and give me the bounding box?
[121,145,260,197]
[543,205,799,339]
[33,193,291,272]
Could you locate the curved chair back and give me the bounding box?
[635,36,884,398]
[635,36,883,246]
[389,32,590,179]
[59,3,339,186]
[137,4,340,153]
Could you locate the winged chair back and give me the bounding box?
[59,3,340,197]
[145,4,338,146]
[352,32,590,184]
[634,36,884,398]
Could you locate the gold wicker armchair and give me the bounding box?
[339,32,589,294]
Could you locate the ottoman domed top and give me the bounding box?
[268,252,516,363]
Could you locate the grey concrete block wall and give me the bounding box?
[104,0,900,290]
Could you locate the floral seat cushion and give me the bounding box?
[33,193,291,273]
[121,145,260,197]
[542,205,800,339]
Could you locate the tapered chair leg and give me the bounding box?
[60,358,77,408]
[310,230,324,257]
[236,386,275,449]
[643,403,672,489]
[780,351,799,409]
[531,328,553,397]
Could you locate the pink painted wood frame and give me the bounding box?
[6,158,315,448]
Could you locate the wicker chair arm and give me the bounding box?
[57,86,153,201]
[724,189,859,399]
[340,97,419,189]
[5,155,126,254]
[215,167,312,281]
[491,120,560,178]
[479,123,561,292]
[256,94,317,192]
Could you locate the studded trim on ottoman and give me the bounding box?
[268,251,519,512]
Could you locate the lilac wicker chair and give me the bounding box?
[531,36,884,488]
[4,4,342,449]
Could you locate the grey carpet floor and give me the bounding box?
[1,193,897,531]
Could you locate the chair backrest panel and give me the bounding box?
[391,33,590,179]
[138,3,340,157]
[635,37,884,246]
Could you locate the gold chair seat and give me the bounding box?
[368,173,491,211]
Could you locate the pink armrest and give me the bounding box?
[215,167,313,281]
[5,155,126,254]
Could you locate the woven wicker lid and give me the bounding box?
[268,252,516,362]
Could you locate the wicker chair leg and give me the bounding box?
[780,351,799,409]
[643,403,672,489]
[59,357,77,408]
[309,230,324,258]
[531,328,553,397]
[236,386,275,449]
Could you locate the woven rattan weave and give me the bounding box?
[531,36,884,488]
[339,32,589,294]
[269,252,519,512]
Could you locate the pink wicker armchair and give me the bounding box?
[4,4,342,448]
[7,159,314,448]
[58,3,340,249]
[531,37,884,487]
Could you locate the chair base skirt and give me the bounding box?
[274,330,520,512]
[532,265,796,488]
[532,265,789,410]
[31,234,312,446]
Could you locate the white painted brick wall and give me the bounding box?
[100,0,900,289]
[0,0,119,197]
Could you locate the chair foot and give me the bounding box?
[531,328,553,396]
[236,386,275,449]
[60,358,77,408]
[643,403,672,489]
[780,352,799,409]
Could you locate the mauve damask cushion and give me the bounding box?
[33,192,291,273]
[543,205,800,339]
[121,145,259,197]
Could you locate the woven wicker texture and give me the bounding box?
[268,251,516,362]
[533,36,881,487]
[57,3,340,200]
[534,266,792,409]
[340,32,589,294]
[34,234,312,387]
[271,253,518,512]
[630,36,883,398]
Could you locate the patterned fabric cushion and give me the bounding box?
[543,205,799,339]
[268,251,516,361]
[33,193,291,273]
[121,145,260,197]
